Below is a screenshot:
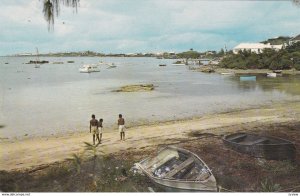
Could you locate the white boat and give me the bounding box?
[133,146,217,192]
[220,72,235,75]
[267,73,276,77]
[79,64,100,73]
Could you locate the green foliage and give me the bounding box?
[261,36,291,45]
[219,42,300,70]
[294,62,300,70]
[84,142,103,157]
[260,160,296,176]
[177,50,200,59]
[260,178,281,192]
[66,153,82,174]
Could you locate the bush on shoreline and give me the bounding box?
[219,42,300,70]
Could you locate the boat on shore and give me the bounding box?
[133,146,217,192]
[79,64,100,73]
[267,73,277,77]
[223,133,296,160]
[240,76,256,81]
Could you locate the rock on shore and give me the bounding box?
[113,84,155,92]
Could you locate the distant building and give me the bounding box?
[289,34,300,45]
[233,43,282,54]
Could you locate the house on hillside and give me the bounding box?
[289,34,300,45]
[233,43,282,54]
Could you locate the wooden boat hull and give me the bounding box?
[223,133,296,160]
[134,146,217,192]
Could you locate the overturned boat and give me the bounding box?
[223,133,296,160]
[133,146,217,192]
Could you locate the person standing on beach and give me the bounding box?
[98,118,103,144]
[90,114,99,145]
[118,114,125,141]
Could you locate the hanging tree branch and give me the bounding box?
[293,0,300,6]
[42,0,79,31]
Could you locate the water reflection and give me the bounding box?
[226,74,300,96]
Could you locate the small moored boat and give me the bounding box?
[240,76,256,81]
[223,133,296,160]
[267,73,277,77]
[133,146,217,192]
[79,64,100,73]
[220,72,235,75]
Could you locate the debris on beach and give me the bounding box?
[113,84,155,92]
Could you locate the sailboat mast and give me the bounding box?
[36,47,40,62]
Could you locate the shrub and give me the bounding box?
[260,178,281,192]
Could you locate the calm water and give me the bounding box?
[1,56,300,138]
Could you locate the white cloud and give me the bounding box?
[0,0,300,55]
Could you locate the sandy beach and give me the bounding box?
[1,100,299,172]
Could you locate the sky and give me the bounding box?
[1,0,300,55]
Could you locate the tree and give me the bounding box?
[42,0,79,31]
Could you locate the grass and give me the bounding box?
[260,178,281,192]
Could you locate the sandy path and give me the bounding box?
[1,101,299,171]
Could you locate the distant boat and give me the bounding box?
[220,72,235,75]
[159,64,167,67]
[67,61,75,63]
[26,48,49,67]
[107,65,117,69]
[240,76,256,81]
[79,64,100,73]
[223,133,296,160]
[133,146,217,192]
[267,73,277,77]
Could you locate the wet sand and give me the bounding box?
[1,101,300,171]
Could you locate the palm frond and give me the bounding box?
[42,0,79,31]
[293,0,300,7]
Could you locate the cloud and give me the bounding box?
[0,0,300,55]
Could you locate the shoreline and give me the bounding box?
[2,98,300,142]
[193,65,300,75]
[1,100,300,171]
[214,68,300,75]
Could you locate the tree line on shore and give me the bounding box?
[218,42,300,70]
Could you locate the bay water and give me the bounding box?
[0,56,299,139]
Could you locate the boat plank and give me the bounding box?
[164,157,194,179]
[228,134,247,141]
[251,138,268,145]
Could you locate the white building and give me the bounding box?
[289,34,300,45]
[233,43,282,54]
